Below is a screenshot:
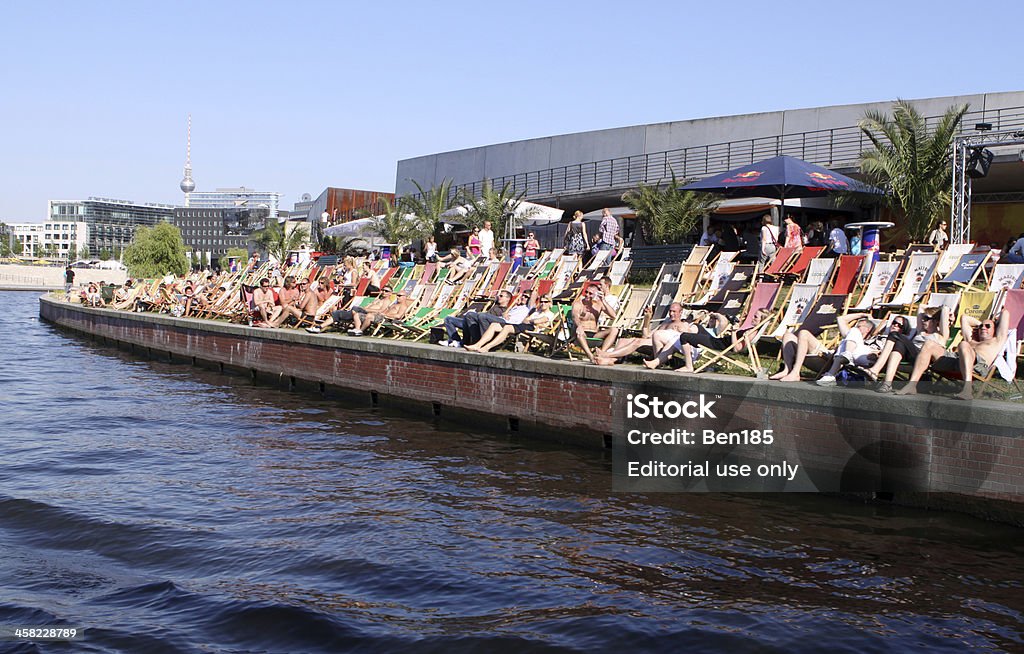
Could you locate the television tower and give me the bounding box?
[179,114,196,206]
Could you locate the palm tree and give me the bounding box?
[857,100,968,242]
[400,178,458,235]
[622,172,720,245]
[370,197,431,250]
[254,219,306,264]
[459,180,536,249]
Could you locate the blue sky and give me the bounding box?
[2,0,1021,220]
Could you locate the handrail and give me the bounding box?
[342,104,1024,223]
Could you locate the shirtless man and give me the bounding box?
[572,283,617,362]
[350,292,416,335]
[266,276,300,326]
[252,278,276,323]
[268,278,319,327]
[594,302,689,365]
[897,308,1010,400]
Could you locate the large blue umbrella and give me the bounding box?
[679,155,883,202]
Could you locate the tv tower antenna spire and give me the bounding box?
[179,114,196,205]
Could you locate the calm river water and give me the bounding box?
[2,291,1023,652]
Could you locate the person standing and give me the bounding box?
[563,211,589,256]
[64,265,75,294]
[467,228,482,257]
[478,221,495,256]
[523,231,540,266]
[827,221,849,258]
[597,208,619,252]
[759,214,780,264]
[928,220,949,250]
[783,215,803,250]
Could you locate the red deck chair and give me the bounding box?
[761,246,799,278]
[738,282,781,332]
[485,262,512,298]
[783,246,825,280]
[830,255,864,296]
[418,263,436,284]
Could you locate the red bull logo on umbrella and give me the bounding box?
[723,170,763,183]
[806,172,849,188]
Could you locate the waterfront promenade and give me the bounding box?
[40,295,1024,526]
[0,263,127,291]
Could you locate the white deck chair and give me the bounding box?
[879,252,939,309]
[988,263,1024,292]
[854,260,901,309]
[771,283,820,339]
[936,243,975,277]
[804,257,836,288]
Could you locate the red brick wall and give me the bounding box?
[40,298,1024,524]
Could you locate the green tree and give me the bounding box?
[78,245,90,261]
[857,99,968,241]
[622,172,720,244]
[225,246,249,261]
[99,249,112,261]
[123,222,189,278]
[253,219,306,264]
[400,178,458,235]
[370,197,431,249]
[459,179,536,248]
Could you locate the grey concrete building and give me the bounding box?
[395,91,1024,218]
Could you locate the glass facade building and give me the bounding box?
[173,207,268,267]
[48,198,174,256]
[186,187,281,218]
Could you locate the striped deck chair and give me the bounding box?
[853,260,900,309]
[879,252,939,310]
[988,263,1024,292]
[935,243,975,277]
[609,286,649,335]
[782,246,825,281]
[936,250,990,291]
[804,257,836,288]
[760,246,800,279]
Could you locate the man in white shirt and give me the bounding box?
[828,222,849,257]
[478,221,495,256]
[816,313,878,386]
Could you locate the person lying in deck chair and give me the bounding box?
[307,293,392,334]
[643,309,770,373]
[815,313,879,387]
[267,278,319,328]
[861,307,950,394]
[896,307,1010,400]
[771,327,831,382]
[595,303,684,365]
[349,292,416,336]
[466,296,556,353]
[252,278,276,323]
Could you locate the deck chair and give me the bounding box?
[690,258,736,306]
[702,264,757,309]
[988,264,1024,292]
[609,258,632,286]
[694,287,780,376]
[782,246,825,281]
[673,263,706,304]
[685,245,714,265]
[715,291,750,324]
[853,260,901,309]
[936,250,990,290]
[935,243,975,277]
[760,246,800,279]
[804,257,836,288]
[770,283,822,339]
[879,251,939,310]
[828,254,864,296]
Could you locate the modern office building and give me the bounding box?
[395,90,1024,246]
[306,187,395,226]
[186,186,281,218]
[7,221,89,259]
[48,197,174,256]
[173,206,269,267]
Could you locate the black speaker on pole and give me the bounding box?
[966,148,994,179]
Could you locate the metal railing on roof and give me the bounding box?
[343,104,1024,223]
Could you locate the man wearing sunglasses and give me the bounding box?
[897,308,1010,400]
